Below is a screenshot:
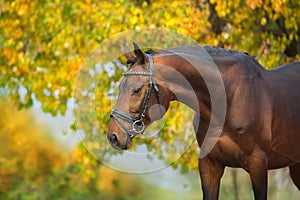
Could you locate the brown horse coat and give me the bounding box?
[108,45,300,200]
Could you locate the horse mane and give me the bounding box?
[145,49,159,55]
[145,46,264,74]
[203,46,249,56]
[145,46,250,57]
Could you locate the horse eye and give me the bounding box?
[126,60,133,65]
[132,88,141,94]
[126,58,137,65]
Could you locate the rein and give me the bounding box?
[110,54,162,138]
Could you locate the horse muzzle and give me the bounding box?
[107,131,132,150]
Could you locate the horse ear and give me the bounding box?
[133,42,145,64]
[123,43,135,61]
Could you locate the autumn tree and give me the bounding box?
[1,0,299,173]
[0,98,67,198]
[0,98,175,199]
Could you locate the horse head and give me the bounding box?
[107,43,172,150]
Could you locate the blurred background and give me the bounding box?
[1,0,300,199]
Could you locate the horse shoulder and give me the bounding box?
[225,69,264,133]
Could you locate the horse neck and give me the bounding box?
[153,53,224,120]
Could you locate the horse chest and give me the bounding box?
[208,133,255,168]
[195,117,256,167]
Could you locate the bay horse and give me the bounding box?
[107,42,300,200]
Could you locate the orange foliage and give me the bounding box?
[0,99,67,193]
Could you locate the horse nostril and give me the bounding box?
[111,133,118,144]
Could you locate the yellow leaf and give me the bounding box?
[261,17,267,26]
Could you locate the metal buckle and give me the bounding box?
[131,120,145,134]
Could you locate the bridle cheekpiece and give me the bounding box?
[110,54,161,138]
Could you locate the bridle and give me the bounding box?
[110,54,162,138]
